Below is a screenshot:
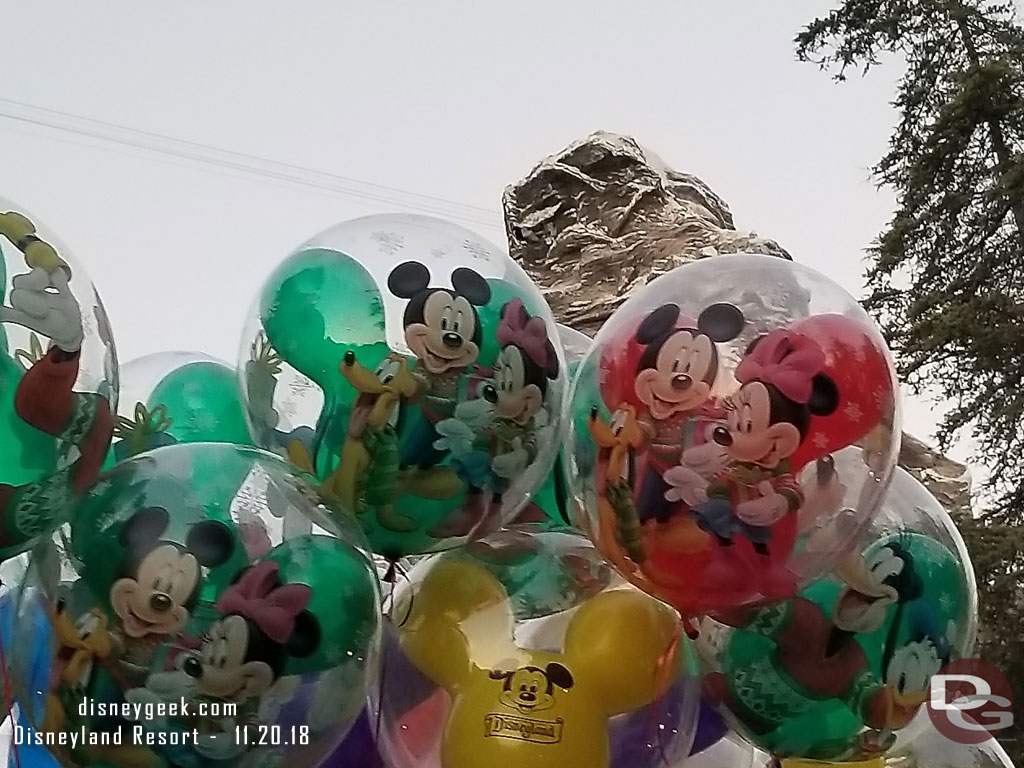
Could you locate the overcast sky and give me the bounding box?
[3,0,1019,478]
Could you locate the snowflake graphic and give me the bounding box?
[430,248,448,260]
[812,431,829,449]
[372,231,404,255]
[281,399,298,417]
[843,402,864,422]
[462,239,491,261]
[852,345,867,363]
[939,591,954,613]
[290,376,315,394]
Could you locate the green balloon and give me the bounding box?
[148,361,251,446]
[264,534,380,675]
[260,248,386,397]
[717,532,972,761]
[34,443,379,767]
[440,526,615,620]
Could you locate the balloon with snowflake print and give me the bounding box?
[0,196,117,565]
[104,351,252,469]
[7,442,382,768]
[699,467,976,763]
[239,213,566,560]
[565,253,900,618]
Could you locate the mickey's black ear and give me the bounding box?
[544,340,559,380]
[119,507,169,550]
[286,611,321,659]
[636,304,680,345]
[452,267,491,306]
[387,261,431,299]
[698,303,745,343]
[808,374,840,417]
[186,520,236,568]
[546,662,574,690]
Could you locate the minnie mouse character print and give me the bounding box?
[631,302,745,525]
[433,299,558,538]
[184,560,320,705]
[689,329,838,594]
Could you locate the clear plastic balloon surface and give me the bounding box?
[699,467,976,763]
[374,526,700,768]
[240,213,566,559]
[566,253,901,616]
[107,351,251,466]
[0,198,117,562]
[8,443,382,768]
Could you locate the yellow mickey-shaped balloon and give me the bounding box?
[399,558,680,768]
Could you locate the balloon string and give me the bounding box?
[649,619,684,767]
[373,562,399,768]
[0,597,22,768]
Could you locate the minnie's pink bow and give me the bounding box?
[216,560,312,644]
[735,330,825,404]
[497,298,551,369]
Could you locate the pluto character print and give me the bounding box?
[704,532,973,762]
[572,255,899,618]
[242,213,566,558]
[0,208,115,562]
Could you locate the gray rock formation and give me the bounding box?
[502,131,791,335]
[503,130,973,516]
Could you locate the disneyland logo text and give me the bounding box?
[77,696,237,720]
[927,659,1014,744]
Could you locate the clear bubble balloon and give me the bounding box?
[566,253,901,616]
[374,527,700,768]
[8,443,382,768]
[0,197,117,563]
[106,351,252,467]
[239,213,566,559]
[699,467,976,763]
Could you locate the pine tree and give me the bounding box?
[797,1,1024,759]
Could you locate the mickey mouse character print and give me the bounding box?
[387,261,491,501]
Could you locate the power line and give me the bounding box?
[0,97,505,232]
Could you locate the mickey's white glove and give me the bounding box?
[0,267,83,352]
[663,464,710,506]
[736,482,789,526]
[434,418,476,456]
[453,395,496,429]
[492,438,529,478]
[679,441,731,479]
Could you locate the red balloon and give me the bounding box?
[788,313,898,471]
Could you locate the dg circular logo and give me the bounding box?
[927,658,1014,744]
